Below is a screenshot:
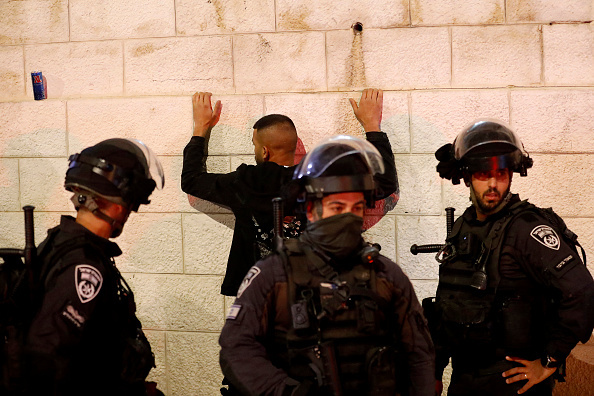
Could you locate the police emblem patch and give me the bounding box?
[530,225,560,250]
[75,265,103,303]
[236,266,261,298]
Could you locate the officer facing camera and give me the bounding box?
[22,139,165,395]
[432,120,594,395]
[219,135,434,396]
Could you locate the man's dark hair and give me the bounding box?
[253,114,296,131]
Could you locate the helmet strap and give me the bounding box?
[71,193,125,238]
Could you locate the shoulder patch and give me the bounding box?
[236,266,261,298]
[75,264,103,303]
[226,304,242,320]
[530,225,560,250]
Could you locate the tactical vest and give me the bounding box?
[274,239,404,396]
[37,229,155,387]
[435,200,581,362]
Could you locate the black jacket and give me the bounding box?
[219,248,434,396]
[435,195,594,376]
[24,216,151,396]
[181,132,398,296]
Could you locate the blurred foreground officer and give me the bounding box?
[219,136,434,396]
[432,120,594,395]
[23,139,165,395]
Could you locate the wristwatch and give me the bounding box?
[541,355,561,368]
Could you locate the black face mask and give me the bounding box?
[300,213,364,259]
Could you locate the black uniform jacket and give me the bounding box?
[181,132,398,296]
[436,195,594,374]
[24,216,145,396]
[219,252,435,396]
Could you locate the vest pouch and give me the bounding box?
[437,297,494,347]
[120,326,155,385]
[499,298,533,350]
[366,346,402,396]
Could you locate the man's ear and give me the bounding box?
[262,146,270,162]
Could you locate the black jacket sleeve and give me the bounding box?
[379,257,435,395]
[219,258,294,396]
[366,132,399,199]
[504,213,594,361]
[181,136,244,208]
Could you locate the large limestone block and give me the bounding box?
[564,218,594,276]
[193,94,265,156]
[25,42,123,98]
[442,180,472,216]
[19,158,71,212]
[176,0,275,35]
[125,37,234,96]
[182,213,234,275]
[511,90,594,152]
[507,0,592,23]
[276,0,409,30]
[67,97,192,156]
[411,0,504,25]
[410,279,439,302]
[140,156,190,214]
[0,46,25,101]
[393,154,443,215]
[144,330,167,395]
[265,91,409,153]
[264,92,364,151]
[327,28,450,91]
[397,214,445,280]
[0,211,67,250]
[452,25,541,88]
[0,101,66,157]
[70,0,175,41]
[544,24,594,86]
[0,158,19,211]
[411,89,509,153]
[116,213,183,274]
[125,273,224,332]
[233,32,326,94]
[166,331,222,396]
[363,214,397,262]
[513,154,594,217]
[0,0,68,45]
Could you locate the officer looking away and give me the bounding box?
[22,139,165,395]
[432,120,594,395]
[219,135,433,395]
[181,89,399,297]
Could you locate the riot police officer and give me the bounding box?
[432,120,594,395]
[219,135,434,395]
[23,139,165,395]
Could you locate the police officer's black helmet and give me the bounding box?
[436,119,532,184]
[292,135,384,208]
[65,138,164,211]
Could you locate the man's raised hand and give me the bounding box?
[192,92,222,138]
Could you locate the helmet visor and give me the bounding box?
[129,139,165,190]
[294,135,385,180]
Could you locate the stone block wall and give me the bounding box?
[0,0,592,394]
